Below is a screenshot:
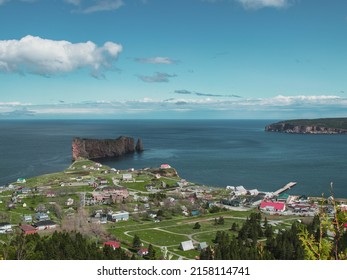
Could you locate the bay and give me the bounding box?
[0,119,346,197]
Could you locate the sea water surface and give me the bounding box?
[0,119,346,197]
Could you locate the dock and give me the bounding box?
[273,182,297,196]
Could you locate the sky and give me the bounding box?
[0,0,347,119]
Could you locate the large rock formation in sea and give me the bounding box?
[72,136,144,161]
[265,118,347,134]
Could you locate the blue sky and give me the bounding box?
[0,0,347,119]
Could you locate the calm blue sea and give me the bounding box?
[0,119,346,197]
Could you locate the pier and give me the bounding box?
[273,182,297,196]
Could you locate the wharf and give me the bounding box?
[274,182,297,196]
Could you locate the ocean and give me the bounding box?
[0,119,346,197]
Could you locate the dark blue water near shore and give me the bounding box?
[0,119,346,197]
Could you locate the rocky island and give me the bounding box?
[72,136,144,161]
[265,118,347,134]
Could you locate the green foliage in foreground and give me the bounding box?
[200,211,347,260]
[0,231,131,260]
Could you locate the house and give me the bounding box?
[17,187,30,195]
[122,174,133,182]
[91,212,107,224]
[247,189,259,196]
[104,241,120,250]
[0,222,12,234]
[107,211,129,222]
[92,192,104,202]
[66,198,74,206]
[160,164,171,169]
[198,242,208,251]
[17,178,26,183]
[20,224,37,235]
[23,215,32,223]
[191,210,200,216]
[34,220,57,231]
[180,240,194,251]
[100,179,108,185]
[46,191,56,198]
[35,212,49,221]
[277,193,290,203]
[260,201,286,212]
[138,248,149,257]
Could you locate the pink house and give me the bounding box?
[160,164,171,169]
[260,201,286,212]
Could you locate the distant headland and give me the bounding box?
[265,118,347,134]
[72,136,144,161]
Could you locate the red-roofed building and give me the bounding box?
[103,241,121,250]
[160,164,171,169]
[138,248,149,257]
[260,201,286,212]
[20,224,37,235]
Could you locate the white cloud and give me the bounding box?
[0,0,38,5]
[135,57,178,64]
[137,72,177,83]
[0,102,32,106]
[64,0,81,5]
[236,0,289,9]
[0,35,122,77]
[68,0,124,13]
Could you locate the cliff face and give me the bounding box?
[265,122,347,134]
[72,136,143,161]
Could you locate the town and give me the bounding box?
[0,159,346,260]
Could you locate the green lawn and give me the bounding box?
[126,228,189,247]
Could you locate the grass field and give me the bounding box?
[106,210,256,259]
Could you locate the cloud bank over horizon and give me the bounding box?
[0,35,122,77]
[1,95,346,119]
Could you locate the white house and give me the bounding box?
[107,211,129,222]
[180,240,194,251]
[0,222,12,234]
[122,174,133,182]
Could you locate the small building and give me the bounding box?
[23,215,32,223]
[17,178,26,184]
[180,240,194,251]
[248,189,259,196]
[35,212,49,221]
[34,220,57,231]
[191,210,200,216]
[66,198,74,206]
[104,241,121,250]
[122,174,133,182]
[277,193,290,203]
[46,191,56,198]
[100,179,108,185]
[260,201,286,212]
[138,248,149,257]
[0,222,12,234]
[20,224,37,235]
[160,164,171,169]
[107,211,129,222]
[198,242,208,251]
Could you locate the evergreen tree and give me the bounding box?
[132,234,142,249]
[147,244,156,260]
[193,222,201,229]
